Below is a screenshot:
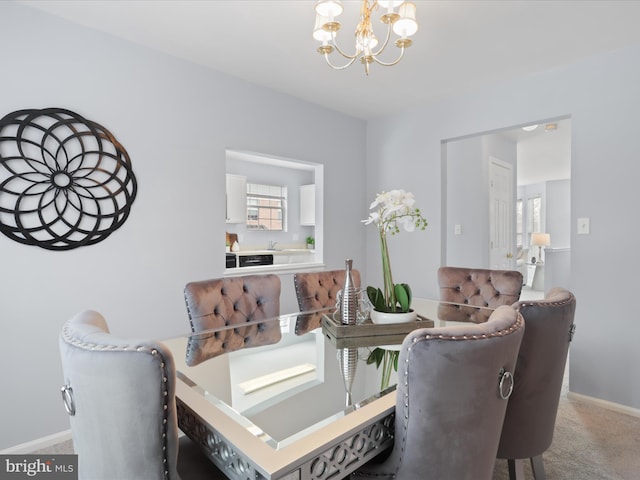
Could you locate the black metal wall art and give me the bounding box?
[0,108,137,250]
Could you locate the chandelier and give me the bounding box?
[313,0,418,75]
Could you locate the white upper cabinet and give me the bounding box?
[299,184,315,226]
[226,174,247,224]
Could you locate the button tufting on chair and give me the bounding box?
[183,275,281,366]
[293,268,361,335]
[437,266,523,323]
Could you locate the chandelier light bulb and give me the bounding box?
[370,35,379,50]
[357,32,378,51]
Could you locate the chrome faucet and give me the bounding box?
[267,240,278,250]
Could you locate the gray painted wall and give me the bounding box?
[444,136,484,267]
[0,3,367,450]
[546,179,571,249]
[444,133,517,268]
[367,44,640,412]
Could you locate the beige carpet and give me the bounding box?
[493,394,640,479]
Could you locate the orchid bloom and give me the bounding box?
[363,189,428,313]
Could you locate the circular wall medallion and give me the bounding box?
[0,108,137,250]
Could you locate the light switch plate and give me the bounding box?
[577,217,590,234]
[454,224,462,235]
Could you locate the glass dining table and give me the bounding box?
[163,298,494,480]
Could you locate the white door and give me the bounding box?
[489,157,514,269]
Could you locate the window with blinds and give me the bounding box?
[246,183,287,231]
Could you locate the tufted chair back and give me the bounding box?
[437,266,523,323]
[58,310,223,480]
[184,274,281,366]
[353,305,525,480]
[497,287,577,479]
[293,268,361,335]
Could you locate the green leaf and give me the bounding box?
[366,285,378,304]
[403,283,412,308]
[395,283,411,312]
[367,286,387,312]
[366,348,385,368]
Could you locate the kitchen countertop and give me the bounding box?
[232,248,314,256]
[223,261,324,275]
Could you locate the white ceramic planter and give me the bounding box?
[370,309,417,324]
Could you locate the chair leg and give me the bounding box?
[507,458,526,480]
[530,455,546,480]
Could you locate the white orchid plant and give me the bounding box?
[363,189,428,390]
[363,189,428,313]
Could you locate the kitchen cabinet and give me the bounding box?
[226,174,247,224]
[299,184,315,226]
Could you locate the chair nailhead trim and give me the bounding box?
[394,312,524,478]
[60,326,174,480]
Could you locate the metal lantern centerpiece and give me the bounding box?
[339,258,359,405]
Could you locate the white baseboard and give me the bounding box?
[0,430,72,454]
[567,391,640,419]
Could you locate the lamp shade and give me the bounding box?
[393,2,418,37]
[315,0,343,18]
[313,14,332,42]
[531,233,551,247]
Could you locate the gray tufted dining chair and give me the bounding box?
[183,274,281,366]
[497,287,577,479]
[437,266,524,323]
[293,268,361,335]
[58,310,225,480]
[352,305,525,480]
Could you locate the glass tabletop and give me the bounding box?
[163,298,494,451]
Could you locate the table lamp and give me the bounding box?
[531,233,551,263]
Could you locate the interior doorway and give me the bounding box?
[442,117,572,293]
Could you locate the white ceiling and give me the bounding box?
[16,0,640,120]
[512,119,572,186]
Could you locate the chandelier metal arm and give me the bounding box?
[370,21,393,57]
[323,53,359,70]
[370,45,406,67]
[328,31,360,60]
